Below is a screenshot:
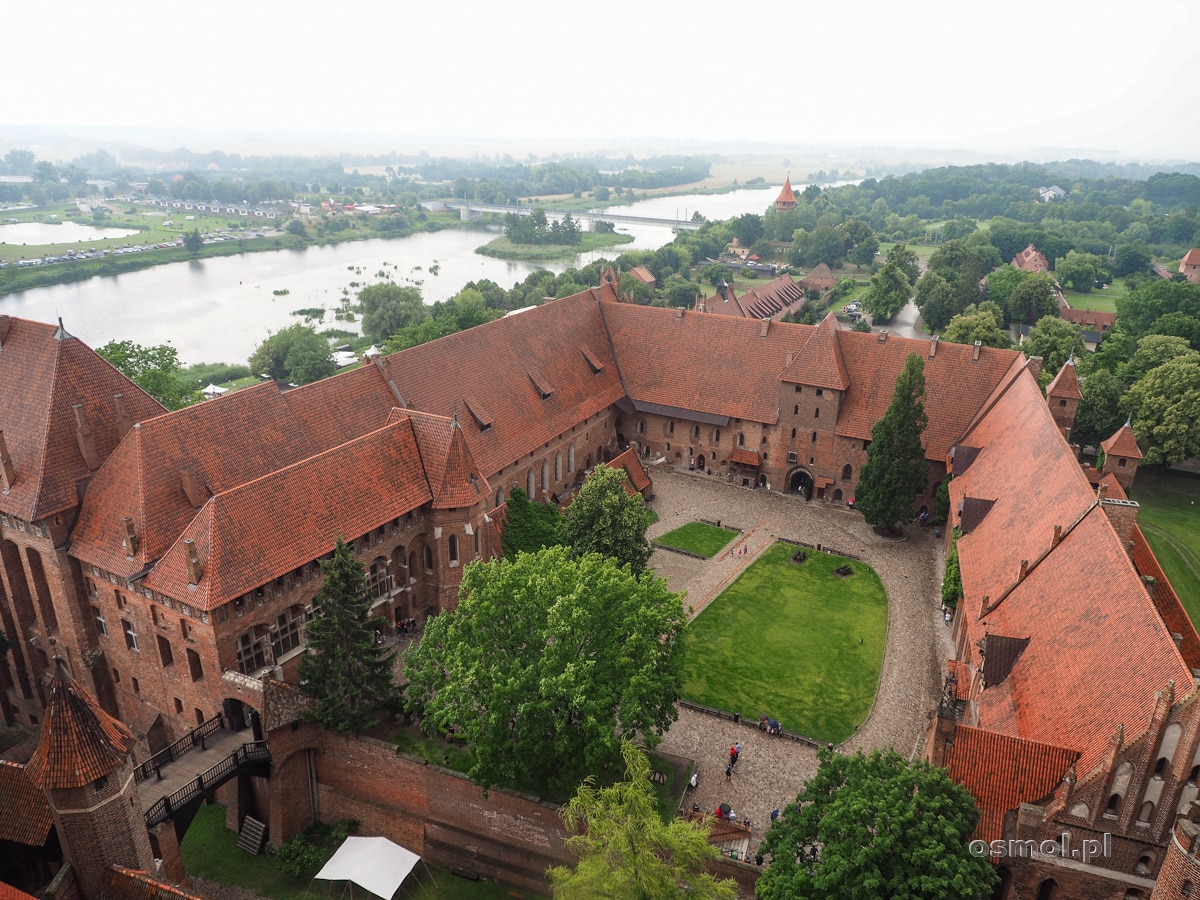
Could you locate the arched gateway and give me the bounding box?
[787,467,814,500]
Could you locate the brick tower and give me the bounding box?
[25,656,154,900]
[1100,419,1143,491]
[775,176,797,212]
[1045,354,1082,440]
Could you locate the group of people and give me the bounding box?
[396,616,419,635]
[757,714,783,735]
[725,740,742,778]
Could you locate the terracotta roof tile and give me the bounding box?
[401,411,491,509]
[608,447,652,494]
[26,659,137,788]
[776,178,796,206]
[0,760,53,844]
[101,867,205,900]
[943,725,1079,844]
[143,421,433,609]
[1101,422,1142,459]
[1059,308,1115,330]
[1180,248,1200,267]
[782,313,849,390]
[728,447,761,466]
[0,316,164,522]
[1046,358,1083,400]
[0,883,41,900]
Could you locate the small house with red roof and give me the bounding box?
[1012,244,1050,273]
[1180,248,1200,284]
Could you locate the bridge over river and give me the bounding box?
[442,201,703,231]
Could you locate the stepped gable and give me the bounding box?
[70,382,316,579]
[282,361,402,453]
[382,289,625,477]
[26,658,137,788]
[602,302,812,425]
[0,760,53,845]
[0,315,164,522]
[951,370,1192,775]
[1101,421,1143,460]
[143,421,432,610]
[1046,355,1083,401]
[398,410,490,509]
[781,311,849,391]
[942,726,1079,844]
[834,330,1021,462]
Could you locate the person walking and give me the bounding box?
[730,744,738,767]
[725,764,732,781]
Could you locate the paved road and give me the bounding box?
[646,470,953,857]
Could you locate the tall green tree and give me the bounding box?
[248,323,334,385]
[561,463,652,574]
[914,271,957,331]
[1005,274,1058,324]
[357,283,428,344]
[547,740,736,900]
[298,537,398,734]
[756,747,998,900]
[1022,316,1085,378]
[405,546,686,793]
[886,243,920,287]
[941,307,1010,349]
[854,353,929,532]
[501,487,564,558]
[1073,369,1126,450]
[97,340,189,409]
[859,260,910,321]
[183,228,203,256]
[1123,355,1200,465]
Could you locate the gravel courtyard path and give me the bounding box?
[646,470,953,855]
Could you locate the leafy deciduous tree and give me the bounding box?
[1022,315,1085,378]
[298,537,398,734]
[854,353,929,532]
[248,323,335,385]
[1123,356,1200,465]
[941,307,1011,349]
[97,340,188,409]
[547,740,737,900]
[561,463,652,574]
[183,228,202,256]
[756,747,998,900]
[1073,369,1127,450]
[357,282,428,344]
[914,271,958,332]
[886,243,920,287]
[405,546,686,793]
[860,260,910,321]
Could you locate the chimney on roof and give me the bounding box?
[929,336,939,358]
[0,314,10,348]
[184,539,203,585]
[972,341,982,362]
[675,307,685,319]
[786,351,794,366]
[1100,497,1139,562]
[0,430,16,490]
[112,394,133,438]
[73,404,100,471]
[180,466,205,507]
[1026,355,1043,383]
[121,516,138,557]
[1018,559,1029,581]
[1052,524,1063,548]
[877,330,888,342]
[760,319,770,337]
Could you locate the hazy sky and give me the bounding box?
[5,0,1198,162]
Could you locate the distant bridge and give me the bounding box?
[442,201,703,231]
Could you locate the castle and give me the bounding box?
[1,273,1198,899]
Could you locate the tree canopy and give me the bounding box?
[756,747,997,900]
[1022,316,1085,379]
[501,487,564,558]
[859,260,910,321]
[404,546,686,794]
[941,306,1010,349]
[547,741,736,900]
[357,282,428,344]
[248,323,335,385]
[561,463,652,574]
[298,537,398,734]
[1124,355,1200,465]
[854,352,929,531]
[97,340,190,410]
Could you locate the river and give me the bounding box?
[1,186,784,365]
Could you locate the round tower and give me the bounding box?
[1151,817,1200,898]
[25,656,154,900]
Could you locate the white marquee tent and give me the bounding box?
[314,836,421,900]
[201,383,229,398]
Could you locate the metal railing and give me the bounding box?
[133,713,225,783]
[143,741,270,827]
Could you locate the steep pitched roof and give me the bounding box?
[736,274,806,320]
[400,411,491,509]
[775,177,796,207]
[781,312,849,390]
[0,883,41,900]
[26,658,137,788]
[0,760,53,845]
[101,868,205,900]
[1180,248,1200,268]
[0,316,164,521]
[798,263,836,293]
[1059,308,1115,331]
[1046,358,1083,401]
[1101,422,1143,460]
[608,447,652,495]
[143,421,433,609]
[943,725,1079,844]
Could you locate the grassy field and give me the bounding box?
[474,231,633,261]
[181,803,539,900]
[681,542,887,744]
[1061,283,1122,312]
[654,522,740,558]
[1129,469,1200,626]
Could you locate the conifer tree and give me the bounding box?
[299,537,397,734]
[854,352,929,533]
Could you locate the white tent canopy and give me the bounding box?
[202,383,228,398]
[315,836,420,900]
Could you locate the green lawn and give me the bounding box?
[1129,469,1200,626]
[654,522,740,558]
[181,803,538,900]
[681,542,887,744]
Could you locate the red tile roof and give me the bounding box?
[1180,248,1200,268]
[0,883,41,900]
[101,867,205,900]
[26,659,138,788]
[1101,422,1143,460]
[1059,308,1115,331]
[783,312,849,391]
[728,447,761,467]
[776,177,796,207]
[0,316,164,522]
[1045,358,1083,400]
[797,263,836,294]
[736,274,806,320]
[943,725,1079,844]
[1012,245,1049,273]
[628,265,655,285]
[143,421,434,609]
[400,411,491,510]
[608,447,652,495]
[0,760,53,845]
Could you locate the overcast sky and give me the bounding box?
[5,0,1198,162]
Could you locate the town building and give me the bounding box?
[1180,248,1200,284]
[0,269,1195,898]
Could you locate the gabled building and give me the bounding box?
[1013,244,1051,273]
[1180,249,1200,284]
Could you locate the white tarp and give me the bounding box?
[202,383,228,397]
[314,835,420,900]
